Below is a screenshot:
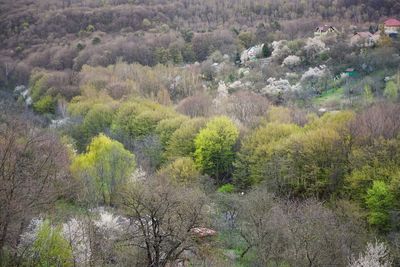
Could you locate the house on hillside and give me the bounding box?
[240,44,264,63]
[384,18,400,37]
[314,25,339,36]
[350,31,380,47]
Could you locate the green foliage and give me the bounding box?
[155,47,171,64]
[82,103,114,143]
[158,157,200,185]
[76,42,86,51]
[383,81,398,101]
[346,138,400,198]
[155,116,188,148]
[111,100,176,139]
[238,31,255,49]
[166,118,207,159]
[182,29,194,43]
[86,24,95,32]
[71,134,136,205]
[217,183,235,193]
[283,127,345,197]
[31,220,73,267]
[142,18,152,28]
[313,88,344,105]
[363,84,374,104]
[235,111,354,195]
[33,95,55,114]
[92,36,101,45]
[169,44,183,64]
[30,72,48,102]
[68,86,116,117]
[234,123,301,189]
[194,116,239,183]
[262,43,271,58]
[366,181,394,231]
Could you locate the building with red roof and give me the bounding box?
[384,18,400,35]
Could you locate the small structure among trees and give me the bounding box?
[350,31,380,47]
[240,43,271,64]
[314,25,339,36]
[384,18,400,37]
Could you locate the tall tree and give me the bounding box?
[71,134,136,206]
[0,116,71,258]
[121,177,207,267]
[194,116,239,183]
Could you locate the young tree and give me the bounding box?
[383,81,399,101]
[366,181,394,231]
[194,116,239,183]
[71,134,136,206]
[30,220,73,267]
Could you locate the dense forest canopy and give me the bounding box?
[1,0,400,266]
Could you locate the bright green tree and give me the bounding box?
[71,134,136,205]
[366,180,394,231]
[111,100,175,139]
[383,81,398,101]
[194,116,239,183]
[233,123,301,189]
[155,116,188,148]
[166,118,207,159]
[33,95,55,114]
[82,104,114,145]
[31,220,73,267]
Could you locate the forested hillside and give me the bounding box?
[1,0,400,266]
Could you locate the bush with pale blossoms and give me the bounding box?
[304,37,329,60]
[63,218,91,264]
[300,65,328,82]
[299,65,329,94]
[282,55,301,67]
[19,218,44,250]
[349,241,391,267]
[271,40,291,63]
[261,78,299,96]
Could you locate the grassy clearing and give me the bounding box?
[313,87,344,105]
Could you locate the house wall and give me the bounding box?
[385,26,400,33]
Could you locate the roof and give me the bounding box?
[191,227,217,238]
[384,18,400,27]
[354,32,373,38]
[316,25,336,32]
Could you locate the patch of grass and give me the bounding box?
[313,87,344,105]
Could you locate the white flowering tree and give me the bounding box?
[282,55,301,68]
[349,241,391,267]
[299,65,330,95]
[304,37,329,61]
[262,78,298,96]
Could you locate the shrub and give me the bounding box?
[33,95,55,114]
[217,183,235,193]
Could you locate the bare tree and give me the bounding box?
[176,94,213,118]
[224,91,269,127]
[0,115,72,258]
[120,176,208,267]
[351,102,400,144]
[237,188,365,267]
